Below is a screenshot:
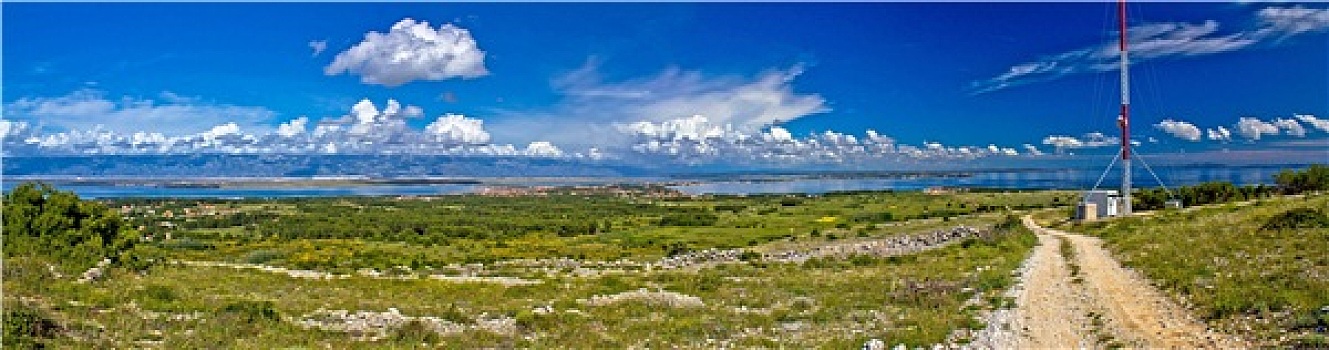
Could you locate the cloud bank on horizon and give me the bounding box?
[5,88,1323,166]
[3,4,1327,169]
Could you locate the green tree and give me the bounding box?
[3,183,141,271]
[1276,164,1329,194]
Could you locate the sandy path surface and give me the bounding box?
[965,216,1243,349]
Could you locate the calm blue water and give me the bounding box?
[0,165,1306,198]
[671,166,1298,195]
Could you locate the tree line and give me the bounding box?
[1134,164,1328,210]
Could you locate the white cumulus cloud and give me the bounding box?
[620,115,732,142]
[351,99,380,124]
[1022,144,1044,156]
[1041,132,1120,150]
[763,126,794,143]
[3,96,560,157]
[325,18,488,87]
[1274,118,1307,137]
[1154,119,1202,141]
[1042,136,1083,149]
[201,123,241,140]
[615,114,1028,165]
[492,62,828,149]
[524,141,564,157]
[1206,126,1232,141]
[425,114,491,144]
[864,129,894,144]
[276,117,309,137]
[1236,117,1281,140]
[820,131,859,145]
[1295,114,1329,133]
[1,119,29,138]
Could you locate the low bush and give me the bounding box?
[657,213,719,227]
[1261,207,1329,230]
[218,300,280,323]
[143,284,178,302]
[159,237,214,251]
[242,249,285,264]
[392,319,441,343]
[3,302,60,349]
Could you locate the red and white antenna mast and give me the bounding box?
[1118,0,1132,215]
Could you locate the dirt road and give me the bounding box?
[965,216,1243,349]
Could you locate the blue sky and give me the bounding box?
[3,2,1326,168]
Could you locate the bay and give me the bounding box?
[0,164,1307,198]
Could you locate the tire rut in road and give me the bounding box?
[965,216,1245,349]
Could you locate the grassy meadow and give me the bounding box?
[5,185,1063,348]
[125,190,1073,270]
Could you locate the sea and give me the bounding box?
[0,164,1307,199]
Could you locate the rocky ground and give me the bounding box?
[180,226,993,283]
[294,308,514,341]
[170,226,996,343]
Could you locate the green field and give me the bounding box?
[5,184,1063,349]
[9,173,1326,348]
[121,190,1072,270]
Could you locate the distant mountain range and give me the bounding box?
[3,155,1317,180]
[2,154,649,178]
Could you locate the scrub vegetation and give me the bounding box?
[7,164,1324,348]
[4,183,1062,348]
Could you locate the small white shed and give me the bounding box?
[1077,190,1122,221]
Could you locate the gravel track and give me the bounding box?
[965,216,1244,349]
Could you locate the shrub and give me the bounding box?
[3,182,141,271]
[657,213,719,227]
[848,254,880,266]
[1290,334,1328,348]
[218,300,280,323]
[713,204,747,212]
[160,238,215,251]
[959,238,980,249]
[663,242,691,257]
[393,319,441,343]
[243,249,285,264]
[1261,208,1329,230]
[994,214,1021,232]
[3,302,60,349]
[143,284,178,302]
[439,303,471,325]
[514,310,538,331]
